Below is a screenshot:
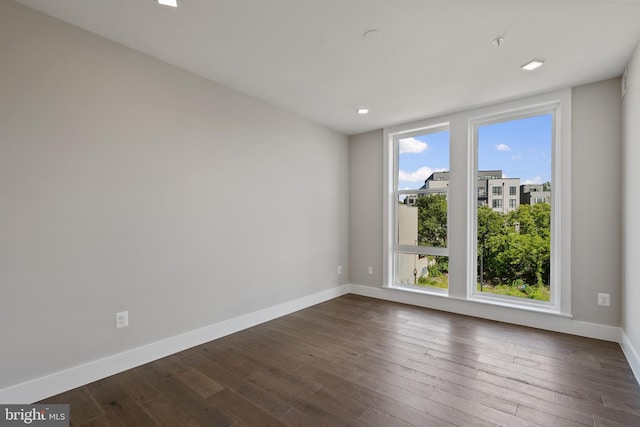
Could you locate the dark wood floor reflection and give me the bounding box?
[40,295,640,426]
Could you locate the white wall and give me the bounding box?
[350,80,622,330]
[349,130,383,286]
[571,78,622,326]
[622,43,640,376]
[0,0,349,393]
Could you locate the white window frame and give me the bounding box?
[467,95,571,314]
[383,120,450,293]
[384,89,571,316]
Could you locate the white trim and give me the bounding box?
[621,332,640,385]
[384,88,571,315]
[4,283,637,404]
[396,245,449,256]
[383,119,451,289]
[469,104,560,310]
[466,91,572,314]
[350,284,621,343]
[0,284,350,404]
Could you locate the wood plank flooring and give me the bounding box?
[39,295,640,426]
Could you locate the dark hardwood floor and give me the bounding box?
[40,295,640,426]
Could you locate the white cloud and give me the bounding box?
[398,166,434,183]
[524,176,543,184]
[399,137,428,154]
[512,154,521,160]
[496,144,511,151]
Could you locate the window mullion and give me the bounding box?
[395,245,448,257]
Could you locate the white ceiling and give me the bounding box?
[14,0,640,135]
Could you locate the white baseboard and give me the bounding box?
[354,284,640,384]
[349,284,622,343]
[0,284,350,404]
[3,282,636,404]
[621,331,640,385]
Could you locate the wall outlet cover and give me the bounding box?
[597,293,610,307]
[116,311,129,328]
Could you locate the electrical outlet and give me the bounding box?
[337,265,342,275]
[115,311,129,328]
[368,266,373,275]
[597,293,610,307]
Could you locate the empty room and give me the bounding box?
[1,0,640,425]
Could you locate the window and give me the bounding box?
[384,89,570,315]
[390,124,449,291]
[475,112,554,305]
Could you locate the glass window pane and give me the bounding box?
[397,130,449,191]
[396,253,448,289]
[397,193,447,247]
[476,114,552,302]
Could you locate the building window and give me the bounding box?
[389,124,450,291]
[492,186,502,196]
[510,186,517,196]
[509,199,517,209]
[492,199,502,209]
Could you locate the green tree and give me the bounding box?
[505,203,550,239]
[478,205,504,243]
[415,194,447,247]
[495,232,548,287]
[477,206,504,284]
[477,203,551,290]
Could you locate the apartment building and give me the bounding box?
[521,183,552,205]
[419,170,520,214]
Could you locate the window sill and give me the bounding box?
[466,293,572,318]
[382,284,572,318]
[384,284,449,297]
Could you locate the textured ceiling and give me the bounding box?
[14,0,640,135]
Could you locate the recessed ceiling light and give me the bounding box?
[521,60,544,71]
[357,108,369,115]
[158,0,177,7]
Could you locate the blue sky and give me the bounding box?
[398,114,552,190]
